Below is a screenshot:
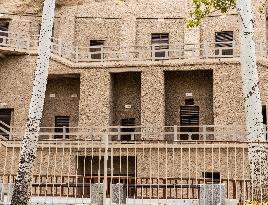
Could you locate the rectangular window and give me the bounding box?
[54,116,70,139]
[215,31,234,56]
[0,21,9,45]
[90,40,105,60]
[0,109,12,137]
[202,172,221,183]
[151,33,169,60]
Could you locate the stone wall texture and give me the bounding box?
[0,0,268,199]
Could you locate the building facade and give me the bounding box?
[0,0,267,202]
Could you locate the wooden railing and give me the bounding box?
[0,31,267,63]
[2,175,251,199]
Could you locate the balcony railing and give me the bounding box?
[0,138,262,204]
[1,122,267,204]
[0,31,267,64]
[0,123,264,142]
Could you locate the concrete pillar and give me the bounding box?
[91,183,103,205]
[120,1,136,61]
[111,183,126,204]
[199,184,225,205]
[79,70,111,127]
[141,69,165,139]
[59,7,76,47]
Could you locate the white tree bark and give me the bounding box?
[236,0,268,200]
[11,0,56,204]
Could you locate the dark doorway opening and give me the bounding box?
[54,116,70,139]
[180,99,199,140]
[121,118,135,141]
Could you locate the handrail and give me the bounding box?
[1,124,267,142]
[0,31,267,63]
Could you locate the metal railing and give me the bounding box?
[0,31,267,64]
[1,121,267,203]
[0,123,259,142]
[0,138,261,204]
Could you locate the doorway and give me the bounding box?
[121,118,135,141]
[180,99,200,140]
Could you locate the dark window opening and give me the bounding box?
[180,105,199,140]
[215,31,234,56]
[202,172,221,183]
[90,40,105,60]
[0,109,12,137]
[0,21,9,45]
[151,33,169,60]
[120,118,135,141]
[54,116,70,139]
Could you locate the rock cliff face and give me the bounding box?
[0,0,84,14]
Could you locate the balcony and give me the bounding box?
[0,122,267,204]
[0,31,267,66]
[0,123,260,142]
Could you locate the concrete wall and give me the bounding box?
[213,63,245,125]
[75,18,122,47]
[0,0,265,156]
[0,56,35,128]
[111,72,141,126]
[41,77,80,128]
[141,68,165,128]
[165,70,213,126]
[79,69,111,127]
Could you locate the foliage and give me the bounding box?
[187,0,235,27]
[187,0,265,27]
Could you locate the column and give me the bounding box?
[141,69,165,139]
[59,7,76,47]
[79,69,111,127]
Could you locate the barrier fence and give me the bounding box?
[0,131,266,204]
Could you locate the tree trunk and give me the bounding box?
[11,0,56,204]
[236,0,268,201]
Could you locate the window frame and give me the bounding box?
[89,40,105,61]
[151,33,169,60]
[215,31,234,56]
